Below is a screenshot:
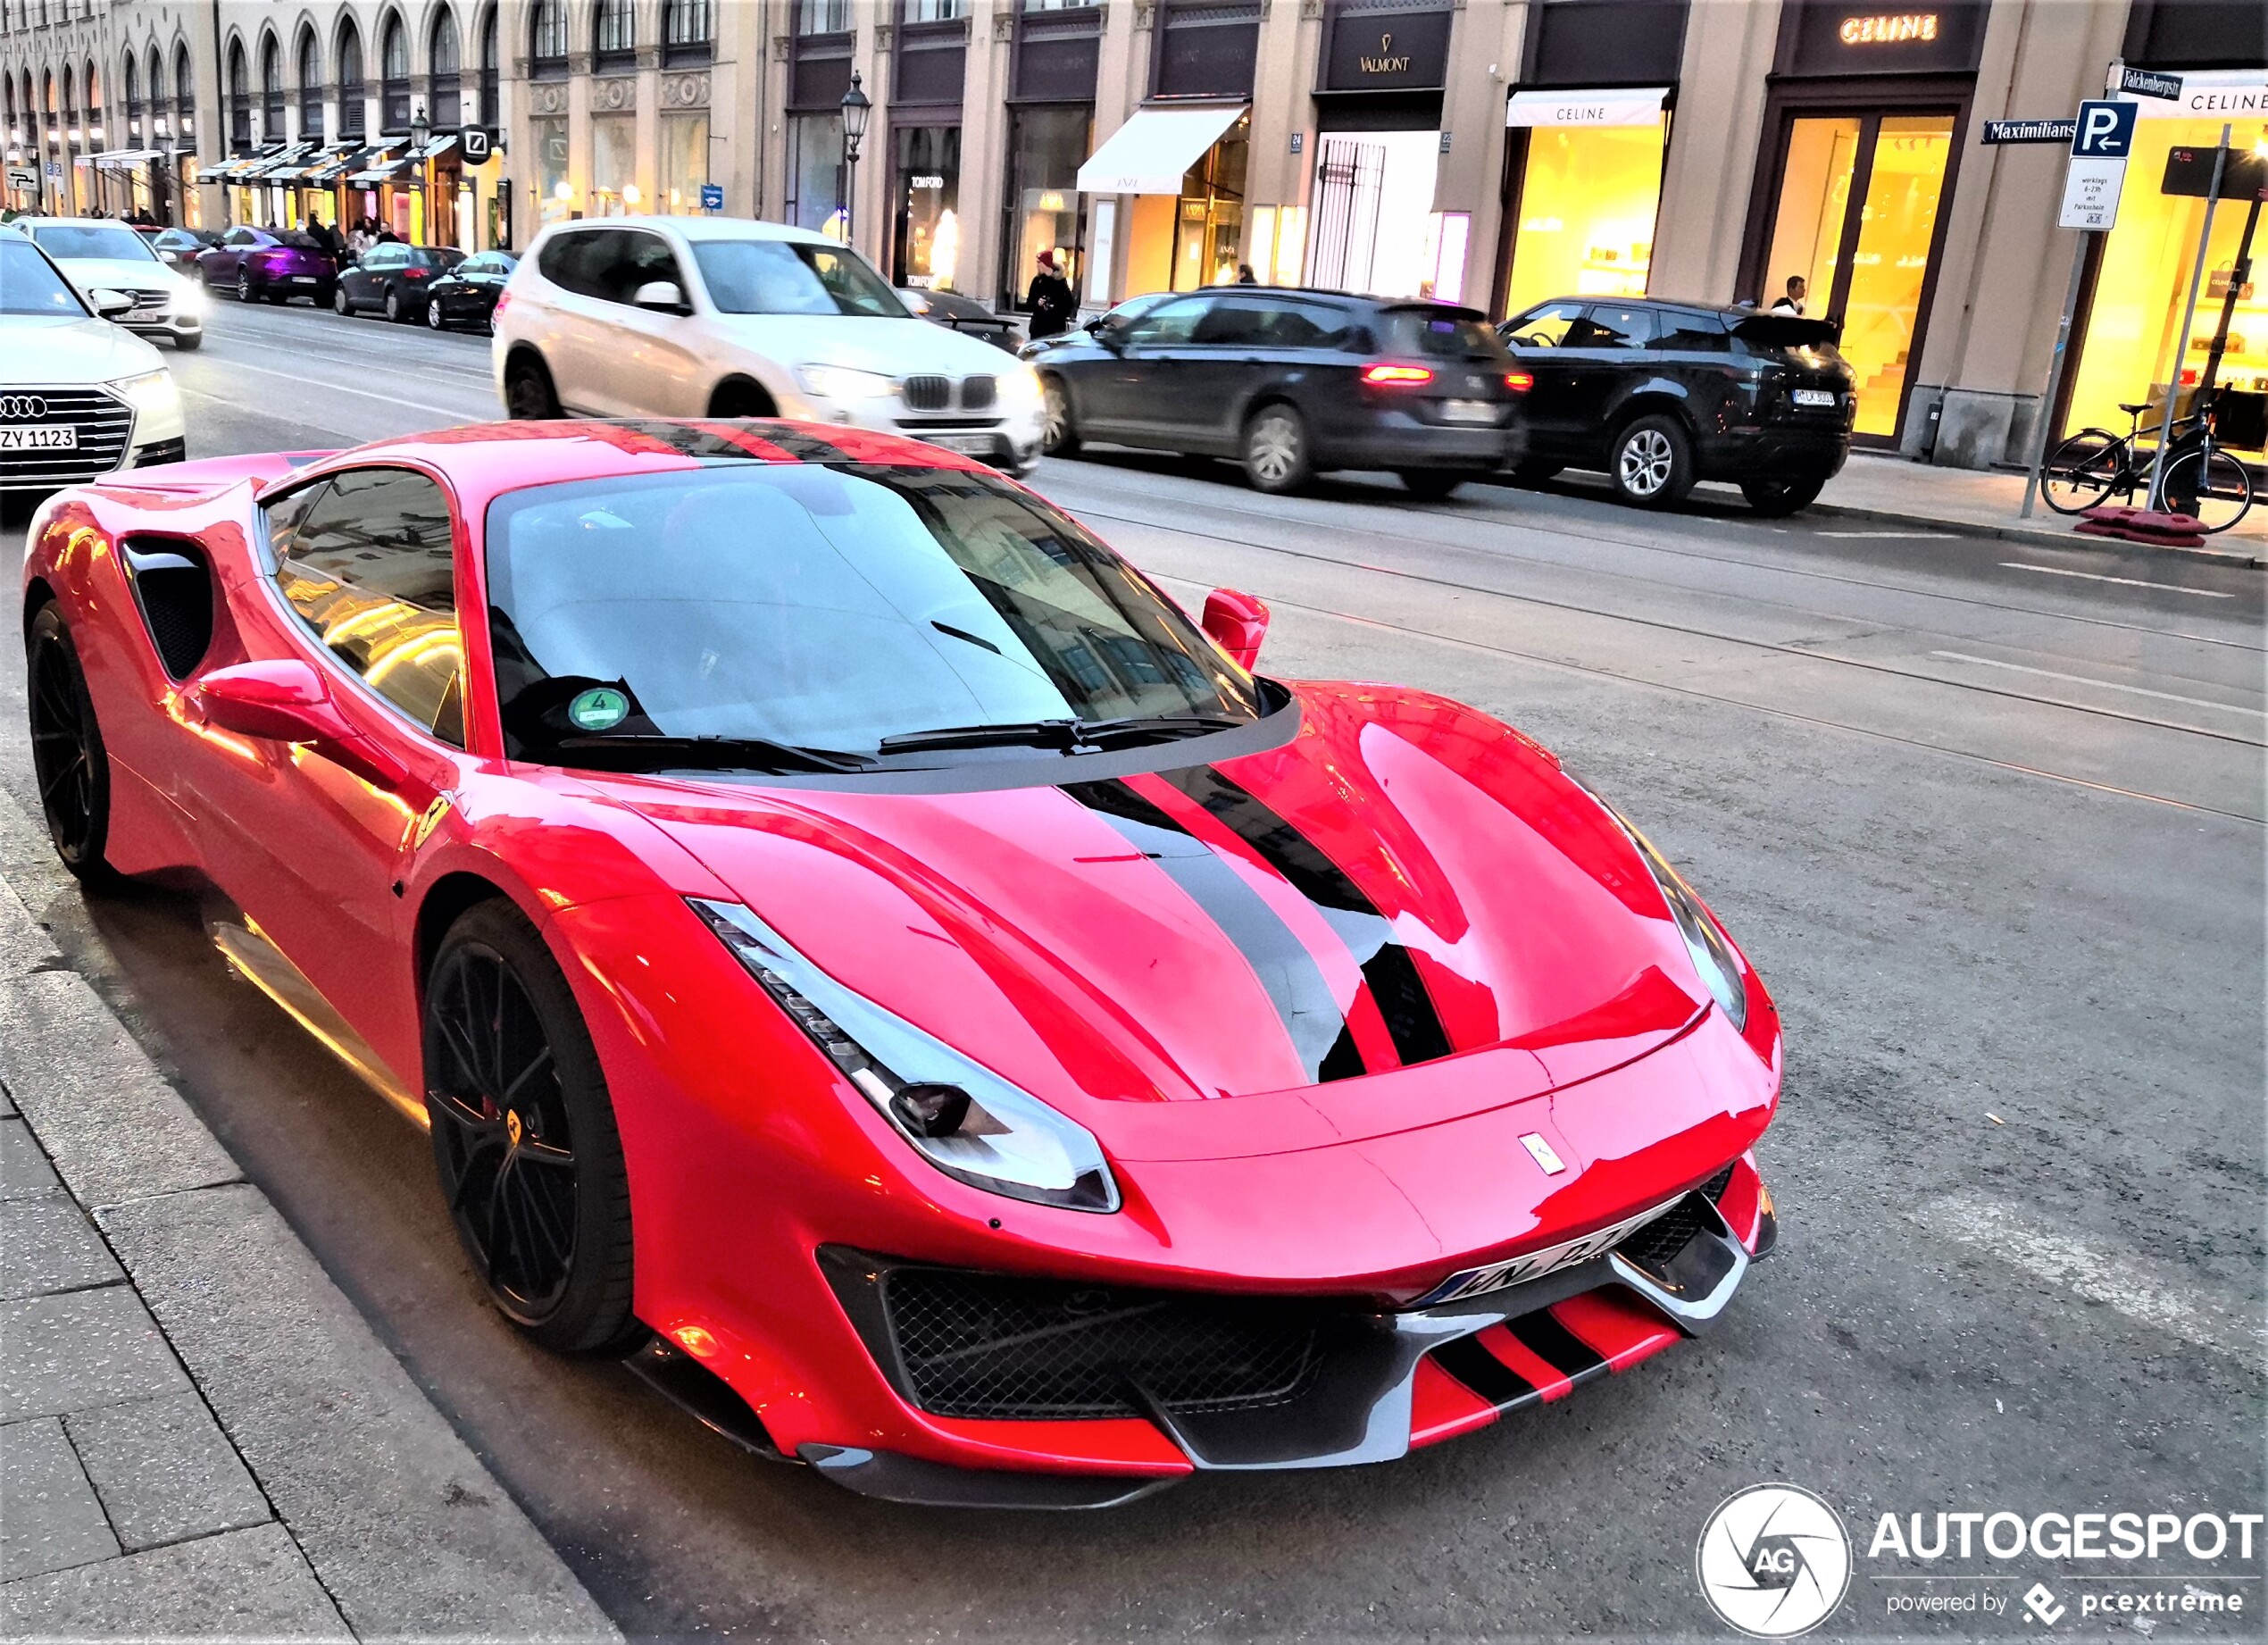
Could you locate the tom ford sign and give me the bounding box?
[1321,5,1452,94]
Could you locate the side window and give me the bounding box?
[1190,297,1268,347]
[270,468,465,747]
[538,230,613,299]
[1572,306,1658,349]
[1123,296,1206,347]
[224,228,255,247]
[1653,310,1730,353]
[1264,300,1358,347]
[603,230,685,304]
[1502,301,1584,348]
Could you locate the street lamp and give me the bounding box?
[839,70,869,250]
[409,104,429,245]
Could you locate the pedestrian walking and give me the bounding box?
[1770,275,1807,315]
[1024,250,1077,341]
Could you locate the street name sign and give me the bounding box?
[2059,99,2137,230]
[1982,118,2077,144]
[2118,66,2183,102]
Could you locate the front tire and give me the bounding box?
[25,605,115,886]
[1242,403,1312,495]
[384,288,403,323]
[1040,375,1080,456]
[1740,474,1827,516]
[173,332,204,352]
[425,296,446,330]
[1608,414,1694,508]
[332,283,352,315]
[424,902,637,1356]
[2161,447,2255,533]
[235,270,253,303]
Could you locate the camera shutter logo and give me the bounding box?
[1697,1483,1853,1637]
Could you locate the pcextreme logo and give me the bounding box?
[1697,1483,1855,1637]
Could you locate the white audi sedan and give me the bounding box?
[1,233,187,493]
[492,215,1043,473]
[21,218,206,350]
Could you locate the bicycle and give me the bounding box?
[2040,392,2255,533]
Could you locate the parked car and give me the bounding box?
[1035,288,1522,497]
[1018,291,1174,363]
[148,226,221,275]
[336,242,467,322]
[0,232,185,493]
[494,215,1044,473]
[896,286,1020,352]
[21,217,205,350]
[196,228,337,306]
[421,249,517,332]
[1497,298,1855,514]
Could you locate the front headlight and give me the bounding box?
[110,369,178,419]
[173,281,207,315]
[794,363,896,402]
[692,898,1121,1213]
[1619,823,1747,1031]
[1001,363,1044,410]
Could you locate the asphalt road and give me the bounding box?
[3,298,2263,1641]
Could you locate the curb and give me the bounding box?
[1804,496,2266,569]
[0,796,621,1642]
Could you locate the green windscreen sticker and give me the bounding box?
[567,687,630,731]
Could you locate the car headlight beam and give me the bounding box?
[109,369,178,419]
[690,898,1121,1213]
[794,363,896,402]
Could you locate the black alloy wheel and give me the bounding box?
[1040,375,1080,456]
[424,902,636,1354]
[25,605,114,884]
[1740,474,1828,516]
[505,354,563,419]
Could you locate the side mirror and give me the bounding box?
[631,280,687,313]
[193,659,417,795]
[1202,589,1270,672]
[88,288,135,320]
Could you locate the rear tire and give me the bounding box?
[1040,375,1080,457]
[1241,403,1312,495]
[332,283,352,315]
[424,902,638,1357]
[426,296,446,330]
[235,270,252,303]
[1740,474,1828,516]
[705,378,778,418]
[384,288,403,323]
[505,353,563,419]
[25,605,116,887]
[2161,447,2254,533]
[1608,414,1694,508]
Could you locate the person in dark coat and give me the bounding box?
[1025,250,1077,340]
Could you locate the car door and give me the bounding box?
[1497,301,1588,459]
[206,226,256,284]
[185,466,466,1051]
[345,243,393,308]
[1081,294,1208,443]
[1647,309,1740,446]
[1165,295,1276,451]
[532,228,627,415]
[1562,305,1659,451]
[587,229,706,415]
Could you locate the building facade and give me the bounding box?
[7,0,2263,466]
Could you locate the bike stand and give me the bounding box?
[2072,505,2209,549]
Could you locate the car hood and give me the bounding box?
[709,313,1013,376]
[0,315,168,385]
[52,256,188,293]
[591,683,1714,1142]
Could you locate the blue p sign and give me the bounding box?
[2072,100,2137,158]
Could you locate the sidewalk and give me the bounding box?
[1811,451,2267,565]
[0,797,620,1641]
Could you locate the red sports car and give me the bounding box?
[21,422,1780,1507]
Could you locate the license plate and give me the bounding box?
[1792,388,1838,408]
[290,276,315,284]
[1441,399,1497,423]
[1407,1196,1683,1308]
[931,433,997,455]
[0,426,75,451]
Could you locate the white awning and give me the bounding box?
[93,149,162,169]
[1077,103,1246,196]
[1505,88,1670,129]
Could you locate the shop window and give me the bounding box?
[1312,129,1444,301]
[1762,116,1860,311]
[1172,124,1247,291]
[533,115,569,220]
[592,114,635,211]
[892,125,962,288]
[786,112,845,236]
[662,113,708,213]
[2067,114,2268,455]
[1502,121,1665,318]
[1001,104,1088,308]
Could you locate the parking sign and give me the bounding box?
[2059,99,2137,230]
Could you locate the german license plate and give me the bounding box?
[1792,388,1838,408]
[1441,399,1497,423]
[290,276,315,284]
[0,425,74,451]
[931,433,997,455]
[1406,1196,1684,1308]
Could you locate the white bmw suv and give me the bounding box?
[492,216,1043,473]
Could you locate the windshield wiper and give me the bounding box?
[876,714,1249,756]
[553,733,876,775]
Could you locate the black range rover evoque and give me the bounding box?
[1497,298,1857,515]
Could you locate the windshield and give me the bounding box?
[29,224,158,263]
[690,238,908,318]
[484,464,1260,769]
[0,238,90,316]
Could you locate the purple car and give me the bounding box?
[196,228,337,306]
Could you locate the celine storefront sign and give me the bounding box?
[1838,13,1939,46]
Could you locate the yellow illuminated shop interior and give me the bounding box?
[1503,121,1664,319]
[2066,119,2268,455]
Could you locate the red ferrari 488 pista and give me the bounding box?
[21,422,1779,1506]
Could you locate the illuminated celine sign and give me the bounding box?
[1839,13,1939,44]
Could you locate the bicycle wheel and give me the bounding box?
[2040,430,2126,514]
[2160,447,2254,534]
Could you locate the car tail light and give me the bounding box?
[403,268,429,280]
[1504,371,1534,394]
[492,288,511,321]
[1360,363,1435,387]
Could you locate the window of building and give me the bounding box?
[227,41,250,152]
[428,8,460,129]
[798,0,851,36]
[592,113,635,208]
[379,15,410,132]
[296,30,321,140]
[999,104,1089,310]
[905,0,966,19]
[260,34,282,140]
[1500,114,1667,319]
[786,112,845,235]
[477,7,499,125]
[891,124,961,288]
[662,113,708,212]
[663,0,713,66]
[530,0,568,76]
[595,0,635,67]
[337,21,364,140]
[174,46,194,140]
[121,54,138,134]
[534,115,569,219]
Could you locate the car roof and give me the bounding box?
[22,217,150,231]
[1505,295,1754,321]
[540,213,837,247]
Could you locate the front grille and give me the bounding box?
[891,416,1002,432]
[882,1266,1328,1420]
[0,387,134,490]
[902,374,952,412]
[960,374,996,411]
[1616,1165,1737,1270]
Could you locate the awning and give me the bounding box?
[93,149,162,170]
[207,146,286,182]
[1077,103,1246,195]
[1505,88,1670,129]
[243,143,319,181]
[345,147,411,185]
[273,143,354,182]
[305,144,378,184]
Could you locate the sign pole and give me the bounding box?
[2020,232,2094,519]
[2145,126,2229,514]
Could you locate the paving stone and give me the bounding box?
[0,971,238,1209]
[63,1392,269,1554]
[0,1520,349,1639]
[0,1196,122,1303]
[0,1417,121,1582]
[0,874,59,982]
[0,1287,189,1424]
[0,1118,56,1200]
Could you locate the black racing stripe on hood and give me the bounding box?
[1061,780,1355,1085]
[1156,766,1454,1069]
